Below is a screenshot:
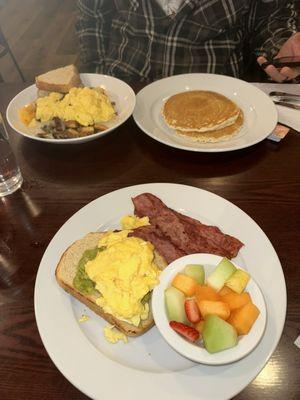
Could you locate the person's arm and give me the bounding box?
[247,0,299,82]
[257,33,300,82]
[76,0,115,73]
[249,1,297,59]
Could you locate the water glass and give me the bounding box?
[0,113,23,197]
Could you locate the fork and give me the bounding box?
[272,101,300,111]
[269,91,300,102]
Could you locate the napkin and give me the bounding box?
[251,82,300,133]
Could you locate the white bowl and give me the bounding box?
[152,253,267,365]
[6,73,136,144]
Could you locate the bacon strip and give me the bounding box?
[129,225,186,264]
[131,193,243,260]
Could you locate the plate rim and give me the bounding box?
[6,73,136,144]
[133,73,278,152]
[34,182,286,400]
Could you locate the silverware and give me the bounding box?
[0,112,9,140]
[272,100,300,110]
[269,91,300,102]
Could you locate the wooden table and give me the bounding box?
[0,83,299,400]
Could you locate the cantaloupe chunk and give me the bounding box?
[227,302,260,335]
[195,285,220,307]
[225,269,250,294]
[194,320,205,334]
[172,273,198,296]
[198,300,230,320]
[218,286,235,296]
[222,292,251,311]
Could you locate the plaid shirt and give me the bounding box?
[76,0,298,81]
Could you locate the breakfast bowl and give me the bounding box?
[151,253,267,365]
[6,73,136,144]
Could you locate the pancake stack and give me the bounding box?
[162,90,244,143]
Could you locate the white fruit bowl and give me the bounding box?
[151,253,267,365]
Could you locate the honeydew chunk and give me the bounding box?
[164,286,188,324]
[203,315,238,353]
[225,269,250,294]
[207,258,237,292]
[184,264,205,284]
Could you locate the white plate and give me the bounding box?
[6,73,136,144]
[34,183,286,400]
[133,74,277,152]
[152,254,267,365]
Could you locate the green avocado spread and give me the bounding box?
[73,246,104,295]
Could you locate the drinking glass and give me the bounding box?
[0,113,23,197]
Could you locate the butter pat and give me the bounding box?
[267,124,290,142]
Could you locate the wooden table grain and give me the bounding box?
[0,83,299,400]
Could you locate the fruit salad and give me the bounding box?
[165,258,260,354]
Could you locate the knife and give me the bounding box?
[272,100,300,111]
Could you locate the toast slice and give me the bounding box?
[35,64,82,93]
[55,232,167,336]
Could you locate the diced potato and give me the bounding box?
[172,273,198,297]
[222,292,251,311]
[225,269,250,294]
[94,123,107,131]
[227,302,260,335]
[79,126,95,136]
[198,300,230,320]
[19,102,36,126]
[65,120,79,128]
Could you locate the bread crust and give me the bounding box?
[55,232,167,337]
[35,64,82,93]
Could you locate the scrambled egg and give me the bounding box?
[78,314,89,323]
[85,229,160,327]
[104,325,128,344]
[35,87,115,126]
[121,215,150,230]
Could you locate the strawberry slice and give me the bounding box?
[169,321,200,342]
[185,298,201,323]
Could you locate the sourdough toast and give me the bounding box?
[55,232,167,336]
[35,64,82,93]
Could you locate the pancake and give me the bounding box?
[176,110,244,143]
[162,90,240,132]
